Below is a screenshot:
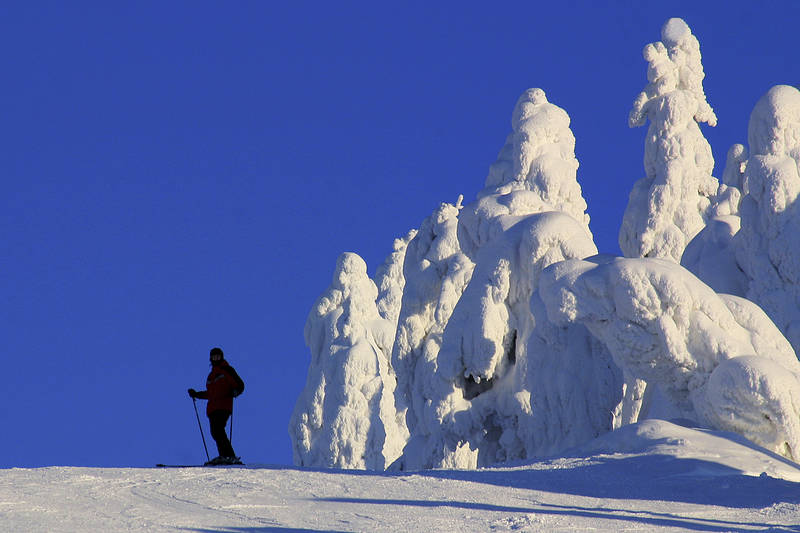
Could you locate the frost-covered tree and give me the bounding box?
[398,213,610,469]
[374,229,417,328]
[289,252,404,469]
[539,256,800,460]
[735,85,800,353]
[715,143,747,217]
[389,199,474,468]
[291,19,800,471]
[390,90,616,469]
[680,141,749,296]
[620,18,718,262]
[459,88,591,257]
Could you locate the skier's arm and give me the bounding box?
[188,388,208,399]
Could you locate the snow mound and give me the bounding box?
[578,418,800,482]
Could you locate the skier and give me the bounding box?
[188,347,245,465]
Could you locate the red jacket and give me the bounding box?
[195,361,244,415]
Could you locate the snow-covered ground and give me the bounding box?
[3,420,799,532]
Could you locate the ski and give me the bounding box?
[156,464,203,468]
[156,462,245,468]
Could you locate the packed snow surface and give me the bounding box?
[3,421,800,532]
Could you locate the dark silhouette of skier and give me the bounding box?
[188,347,245,465]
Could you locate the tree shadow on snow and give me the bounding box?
[243,455,800,509]
[418,453,800,508]
[318,495,800,533]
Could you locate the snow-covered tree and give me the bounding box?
[289,252,404,469]
[459,88,591,258]
[374,230,417,329]
[681,141,749,295]
[389,199,474,468]
[735,85,800,353]
[390,90,613,469]
[291,19,800,471]
[539,256,800,460]
[620,18,718,262]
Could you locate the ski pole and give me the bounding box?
[229,408,233,445]
[192,397,210,462]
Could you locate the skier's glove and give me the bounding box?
[188,388,197,398]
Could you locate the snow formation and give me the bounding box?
[620,18,718,262]
[290,18,800,469]
[539,257,800,458]
[735,85,800,351]
[290,252,405,469]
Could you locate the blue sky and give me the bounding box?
[3,2,799,467]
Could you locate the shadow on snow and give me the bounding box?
[243,451,800,509]
[317,495,800,533]
[420,453,800,508]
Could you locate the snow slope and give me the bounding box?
[3,420,800,532]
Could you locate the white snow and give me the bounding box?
[389,198,474,467]
[460,88,592,258]
[735,85,800,352]
[3,420,800,532]
[387,89,600,470]
[539,256,800,460]
[289,252,404,469]
[620,18,718,262]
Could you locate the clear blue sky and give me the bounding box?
[3,2,799,468]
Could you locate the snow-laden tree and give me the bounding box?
[291,19,800,471]
[681,142,749,296]
[539,256,800,460]
[389,199,475,466]
[620,18,718,262]
[735,85,800,353]
[389,89,618,469]
[682,85,800,355]
[715,143,747,217]
[374,229,417,329]
[289,252,404,469]
[459,88,591,258]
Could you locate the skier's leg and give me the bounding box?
[209,410,235,458]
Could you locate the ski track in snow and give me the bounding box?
[3,451,800,532]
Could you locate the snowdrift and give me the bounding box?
[290,18,800,471]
